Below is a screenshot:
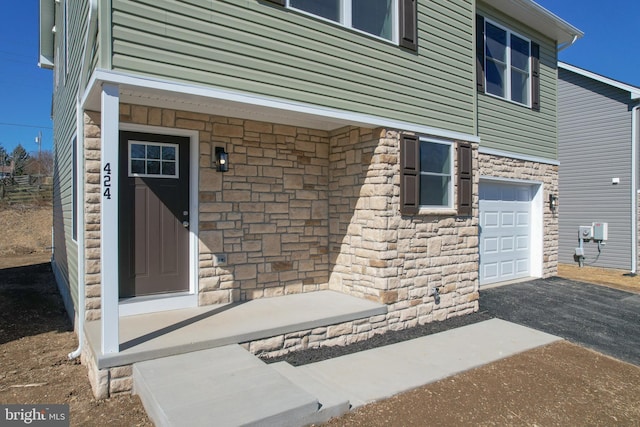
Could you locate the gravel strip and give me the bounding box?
[262,311,493,366]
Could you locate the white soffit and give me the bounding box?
[481,0,583,46]
[39,0,55,69]
[82,69,480,143]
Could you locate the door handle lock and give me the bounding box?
[182,221,189,228]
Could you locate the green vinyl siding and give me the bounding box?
[477,6,558,160]
[51,0,89,311]
[110,0,475,135]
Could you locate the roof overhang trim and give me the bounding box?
[481,0,583,47]
[39,0,55,69]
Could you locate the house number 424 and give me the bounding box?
[103,163,113,200]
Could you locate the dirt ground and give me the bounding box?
[1,203,639,426]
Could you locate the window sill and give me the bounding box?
[418,208,458,216]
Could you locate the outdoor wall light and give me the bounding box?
[215,147,229,172]
[549,193,558,212]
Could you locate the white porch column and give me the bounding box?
[100,83,120,354]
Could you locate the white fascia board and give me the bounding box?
[481,0,583,46]
[81,69,480,144]
[559,62,640,101]
[479,147,560,166]
[39,0,55,69]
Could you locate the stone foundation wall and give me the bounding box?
[478,153,559,278]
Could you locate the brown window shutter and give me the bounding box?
[476,14,485,93]
[263,0,285,6]
[400,135,420,214]
[457,142,472,216]
[531,42,540,111]
[399,0,418,51]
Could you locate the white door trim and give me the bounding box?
[118,123,200,316]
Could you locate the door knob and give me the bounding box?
[182,221,189,228]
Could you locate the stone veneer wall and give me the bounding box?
[328,129,480,325]
[83,104,335,317]
[478,153,559,278]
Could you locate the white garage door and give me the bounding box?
[479,182,533,286]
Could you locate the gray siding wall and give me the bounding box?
[477,5,558,160]
[52,0,89,310]
[558,68,634,270]
[109,0,475,135]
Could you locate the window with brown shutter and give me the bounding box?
[400,135,420,215]
[457,142,472,216]
[476,14,485,93]
[531,42,540,111]
[266,1,417,51]
[401,135,472,216]
[477,15,540,110]
[399,0,418,51]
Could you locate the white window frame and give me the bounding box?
[128,141,180,179]
[287,0,398,44]
[484,19,532,107]
[419,138,454,210]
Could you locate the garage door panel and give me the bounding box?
[484,237,499,254]
[480,182,534,286]
[483,211,499,227]
[501,212,514,226]
[500,236,514,252]
[516,235,529,250]
[516,258,529,274]
[500,261,514,276]
[516,212,529,226]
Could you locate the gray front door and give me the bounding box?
[119,131,190,298]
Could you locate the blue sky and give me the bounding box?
[0,1,639,155]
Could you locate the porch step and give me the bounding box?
[270,361,351,425]
[133,344,339,427]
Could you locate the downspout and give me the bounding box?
[69,0,98,360]
[557,35,579,52]
[630,104,639,276]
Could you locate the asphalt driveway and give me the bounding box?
[480,277,640,366]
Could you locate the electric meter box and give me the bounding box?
[592,222,608,241]
[579,225,593,240]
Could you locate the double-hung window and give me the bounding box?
[289,0,397,42]
[485,21,530,105]
[265,0,417,50]
[400,135,472,216]
[420,140,453,208]
[477,15,540,110]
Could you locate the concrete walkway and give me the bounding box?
[133,318,561,426]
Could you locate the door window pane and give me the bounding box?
[129,141,179,178]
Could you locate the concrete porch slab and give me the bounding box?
[85,290,387,369]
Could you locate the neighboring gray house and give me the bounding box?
[39,0,580,400]
[558,63,640,273]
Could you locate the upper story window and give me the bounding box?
[289,0,397,42]
[485,21,530,105]
[477,15,540,111]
